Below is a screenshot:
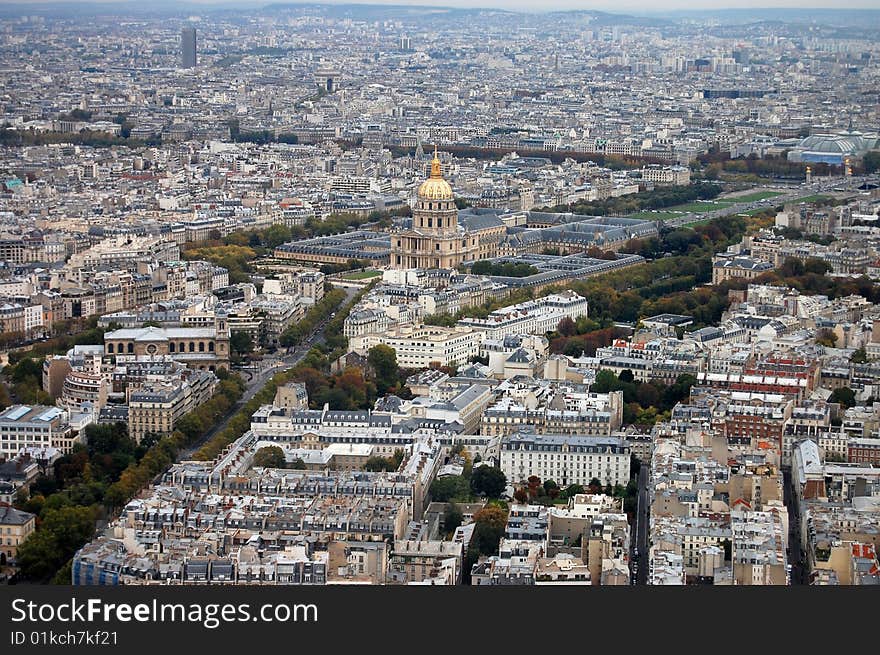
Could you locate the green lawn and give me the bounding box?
[739,208,773,216]
[341,270,382,280]
[630,210,682,220]
[793,194,831,204]
[669,200,736,213]
[725,191,783,203]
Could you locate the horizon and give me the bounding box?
[4,0,880,13]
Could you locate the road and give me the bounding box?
[631,464,650,585]
[657,176,866,229]
[177,285,359,460]
[783,469,807,585]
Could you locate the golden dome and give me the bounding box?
[418,148,454,200]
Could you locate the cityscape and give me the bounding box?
[0,1,879,588]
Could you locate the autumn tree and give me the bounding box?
[557,317,576,337]
[471,505,508,555]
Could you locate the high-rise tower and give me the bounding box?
[181,27,197,69]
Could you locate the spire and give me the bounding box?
[430,144,442,178]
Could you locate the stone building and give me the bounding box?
[391,148,479,269]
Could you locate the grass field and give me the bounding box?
[341,270,382,280]
[793,194,831,204]
[725,191,783,203]
[739,207,775,216]
[630,210,682,220]
[669,200,736,213]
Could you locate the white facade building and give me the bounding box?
[500,432,631,487]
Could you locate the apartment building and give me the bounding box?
[0,405,89,460]
[0,505,36,562]
[500,433,631,487]
[350,324,482,369]
[127,370,217,443]
[458,291,588,340]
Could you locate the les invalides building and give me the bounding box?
[391,149,479,269]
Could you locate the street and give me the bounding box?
[177,285,359,460]
[783,469,807,585]
[631,464,650,585]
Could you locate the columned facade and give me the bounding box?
[392,150,477,269]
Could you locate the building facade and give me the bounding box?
[500,433,631,487]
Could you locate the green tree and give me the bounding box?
[252,445,286,469]
[368,344,399,394]
[230,331,255,358]
[16,505,97,582]
[562,484,584,499]
[444,502,464,534]
[829,387,856,409]
[851,348,868,364]
[290,458,307,470]
[863,150,880,175]
[470,466,507,499]
[430,475,470,502]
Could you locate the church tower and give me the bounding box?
[391,147,477,270]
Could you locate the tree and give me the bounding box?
[557,317,576,337]
[804,258,831,275]
[230,331,255,358]
[562,484,584,499]
[591,369,621,393]
[252,446,286,469]
[444,502,464,534]
[368,344,399,394]
[513,488,529,504]
[618,369,635,384]
[815,329,837,348]
[16,505,97,582]
[290,458,307,470]
[471,505,508,555]
[470,466,507,498]
[430,475,470,502]
[829,387,856,409]
[863,150,880,175]
[851,347,868,364]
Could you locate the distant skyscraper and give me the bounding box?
[181,27,196,68]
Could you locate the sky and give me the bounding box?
[7,0,880,10]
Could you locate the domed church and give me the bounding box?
[391,148,479,269]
